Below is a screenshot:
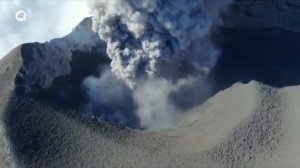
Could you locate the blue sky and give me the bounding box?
[0,0,90,59]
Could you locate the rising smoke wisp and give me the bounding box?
[84,0,233,129]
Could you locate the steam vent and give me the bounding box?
[0,0,300,167]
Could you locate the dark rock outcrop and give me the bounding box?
[224,0,300,32]
[16,18,107,95]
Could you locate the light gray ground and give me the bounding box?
[0,46,22,168]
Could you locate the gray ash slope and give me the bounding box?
[1,0,300,167]
[1,83,283,167]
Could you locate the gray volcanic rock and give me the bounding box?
[19,42,72,91]
[224,0,300,32]
[16,18,106,94]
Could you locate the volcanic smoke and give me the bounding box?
[84,0,233,129]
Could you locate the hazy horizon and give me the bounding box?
[0,0,90,59]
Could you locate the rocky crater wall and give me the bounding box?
[224,0,300,32]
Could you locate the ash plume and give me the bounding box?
[82,0,233,129]
[89,0,231,88]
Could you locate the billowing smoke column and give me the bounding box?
[89,0,220,88]
[84,0,233,129]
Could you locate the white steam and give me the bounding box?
[133,78,196,129]
[89,0,230,88]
